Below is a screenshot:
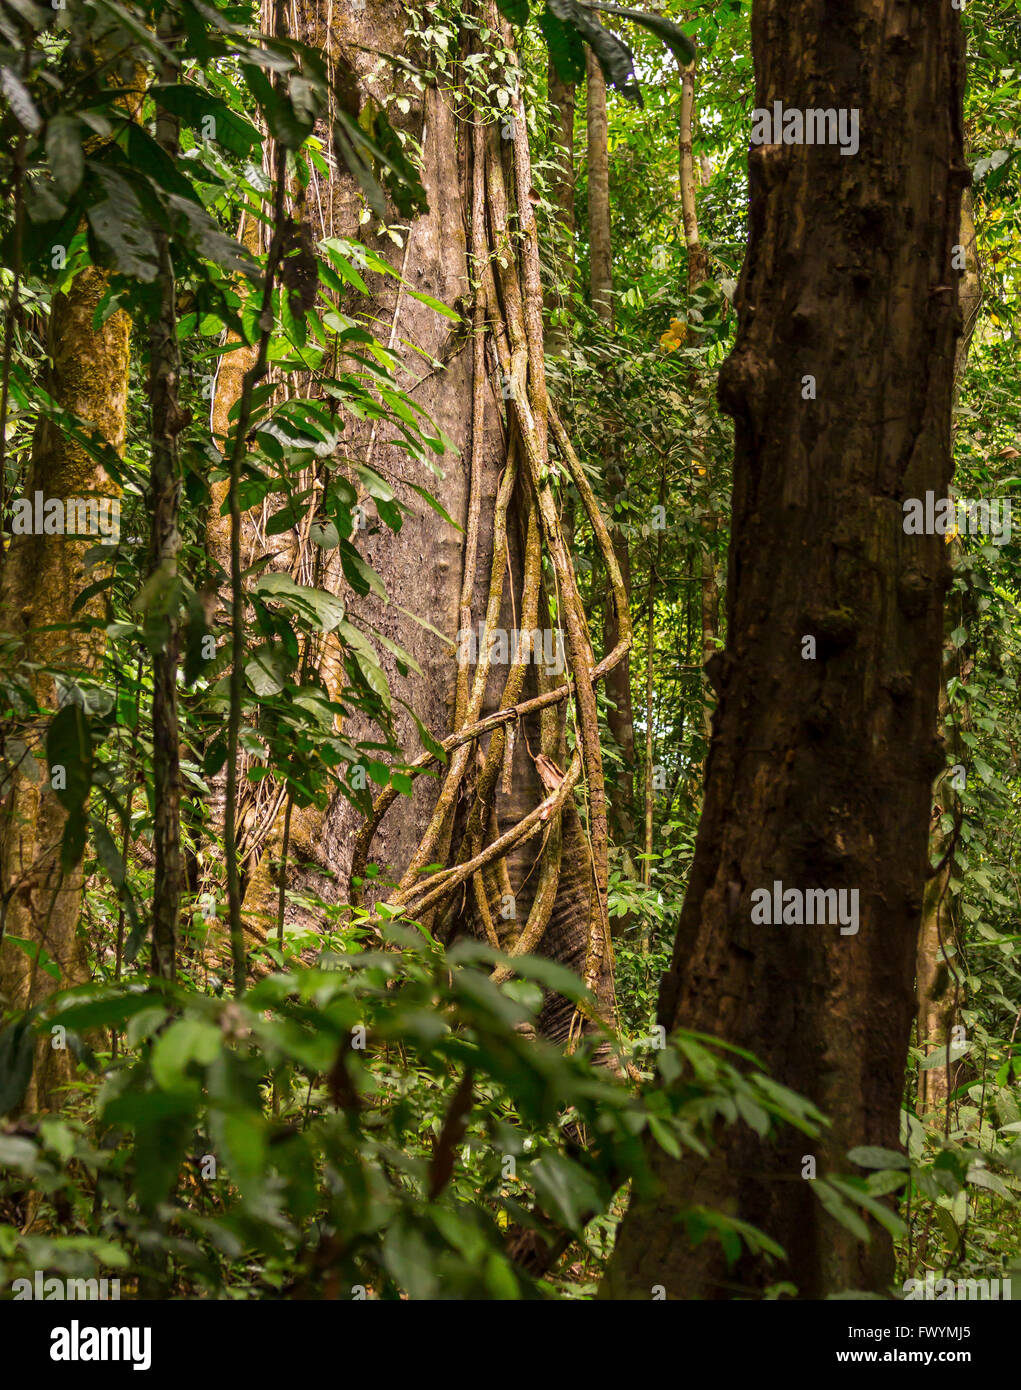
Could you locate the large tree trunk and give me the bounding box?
[0,267,131,1109]
[604,0,967,1299]
[260,0,621,1042]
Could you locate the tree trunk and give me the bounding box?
[0,267,131,1109]
[545,57,576,356]
[275,0,621,1042]
[148,58,185,982]
[585,49,612,324]
[678,57,708,291]
[604,0,967,1299]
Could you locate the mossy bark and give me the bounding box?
[0,267,131,1110]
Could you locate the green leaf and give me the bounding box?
[333,113,387,220]
[2,936,60,981]
[545,0,641,104]
[539,5,586,84]
[588,3,697,66]
[0,1134,38,1167]
[827,1177,908,1239]
[243,63,312,150]
[310,520,340,549]
[813,1178,871,1243]
[90,816,144,959]
[151,1018,222,1093]
[319,241,369,293]
[91,818,125,891]
[369,109,428,218]
[530,1153,603,1233]
[966,1164,1014,1199]
[264,498,309,535]
[246,642,292,697]
[1,66,41,133]
[406,288,460,322]
[47,988,161,1032]
[152,84,261,155]
[337,620,391,710]
[397,699,447,763]
[134,1107,195,1211]
[921,1043,970,1069]
[86,167,159,282]
[46,702,93,815]
[381,1216,438,1300]
[124,124,201,203]
[369,626,422,676]
[405,482,462,531]
[847,1146,911,1171]
[339,542,387,600]
[504,953,591,1001]
[46,115,84,201]
[212,1110,267,1197]
[256,572,346,633]
[495,0,530,23]
[0,1009,43,1115]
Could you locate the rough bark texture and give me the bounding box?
[148,74,185,982]
[678,58,708,291]
[310,0,497,895]
[265,2,618,1050]
[0,267,131,1108]
[545,56,576,357]
[604,1,967,1299]
[585,49,612,324]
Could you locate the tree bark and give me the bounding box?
[604,0,967,1299]
[148,53,185,982]
[272,1,621,1042]
[0,268,131,1108]
[545,56,576,357]
[585,49,612,324]
[678,57,708,291]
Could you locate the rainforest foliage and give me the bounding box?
[0,0,1020,1302]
